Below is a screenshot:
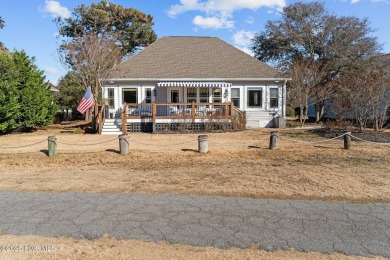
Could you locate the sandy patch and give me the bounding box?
[0,234,385,260]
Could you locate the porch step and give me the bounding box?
[101,118,122,135]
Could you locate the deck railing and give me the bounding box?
[121,102,236,133]
[124,102,234,119]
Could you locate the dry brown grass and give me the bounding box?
[0,234,386,260]
[0,128,389,203]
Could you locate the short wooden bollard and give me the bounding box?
[269,131,279,150]
[119,134,129,155]
[48,136,57,157]
[344,132,351,150]
[198,135,208,153]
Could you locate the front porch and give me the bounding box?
[97,102,246,134]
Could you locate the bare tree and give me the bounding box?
[370,68,390,132]
[288,60,327,126]
[59,32,122,120]
[330,68,390,132]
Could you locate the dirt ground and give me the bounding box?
[0,234,386,260]
[0,126,389,259]
[0,126,389,203]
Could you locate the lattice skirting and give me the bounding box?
[126,123,233,133]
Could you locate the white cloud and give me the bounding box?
[167,0,286,29]
[233,30,255,46]
[168,0,286,17]
[44,67,59,75]
[43,0,70,19]
[340,0,389,3]
[193,15,234,29]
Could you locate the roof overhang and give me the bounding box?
[105,78,290,83]
[157,81,231,88]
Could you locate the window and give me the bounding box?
[231,88,240,107]
[247,89,262,108]
[212,88,222,103]
[107,88,114,107]
[145,88,152,103]
[187,88,197,103]
[270,88,279,108]
[200,88,209,103]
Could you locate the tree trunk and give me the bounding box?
[315,101,325,123]
[300,105,305,126]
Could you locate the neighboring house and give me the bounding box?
[50,85,59,94]
[102,36,288,134]
[307,53,390,120]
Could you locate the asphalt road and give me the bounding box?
[0,191,389,257]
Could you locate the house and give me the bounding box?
[101,36,288,134]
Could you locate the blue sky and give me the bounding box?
[0,0,389,85]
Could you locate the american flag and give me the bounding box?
[77,86,94,114]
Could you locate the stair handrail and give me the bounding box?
[98,104,106,134]
[233,107,246,129]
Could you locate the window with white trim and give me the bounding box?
[231,88,240,107]
[187,87,197,103]
[107,88,114,107]
[212,88,222,103]
[145,88,152,103]
[270,88,279,108]
[247,89,262,108]
[200,88,209,103]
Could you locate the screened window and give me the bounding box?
[200,88,209,103]
[187,88,197,103]
[231,88,240,107]
[247,89,262,108]
[145,88,152,103]
[270,88,279,108]
[212,88,222,103]
[107,88,114,107]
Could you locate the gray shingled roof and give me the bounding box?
[109,36,283,79]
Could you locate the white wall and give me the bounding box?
[103,80,286,127]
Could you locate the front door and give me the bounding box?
[168,88,182,103]
[123,89,137,104]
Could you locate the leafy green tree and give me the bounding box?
[251,1,381,121]
[0,51,20,132]
[56,0,157,56]
[0,50,56,133]
[55,72,84,118]
[13,51,57,128]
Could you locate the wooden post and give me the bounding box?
[98,111,103,134]
[269,131,279,150]
[344,132,351,150]
[122,103,127,134]
[198,135,208,153]
[230,102,235,121]
[119,134,129,155]
[48,136,57,157]
[152,102,157,133]
[192,101,196,123]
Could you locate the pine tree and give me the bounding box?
[0,50,57,133]
[12,51,57,129]
[0,51,20,132]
